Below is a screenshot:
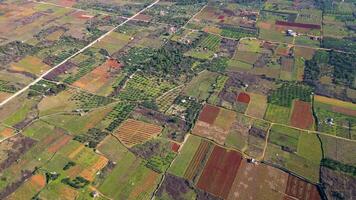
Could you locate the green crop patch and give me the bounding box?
[267,83,312,107]
[268,124,301,152]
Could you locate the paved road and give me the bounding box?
[0,0,160,108]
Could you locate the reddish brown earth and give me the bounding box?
[171,142,180,152]
[284,175,322,200]
[198,104,220,124]
[47,134,72,153]
[236,92,250,104]
[197,146,242,199]
[275,21,321,29]
[290,100,314,129]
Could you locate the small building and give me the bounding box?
[286,29,297,37]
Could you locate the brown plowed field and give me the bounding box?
[275,21,321,29]
[192,121,229,144]
[332,106,356,117]
[198,104,220,124]
[290,100,314,129]
[114,119,162,147]
[184,140,211,181]
[284,175,321,200]
[227,159,288,200]
[197,146,242,199]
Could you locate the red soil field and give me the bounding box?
[58,0,76,7]
[107,58,122,69]
[30,174,46,188]
[236,92,250,104]
[197,146,242,199]
[331,106,356,117]
[171,142,180,152]
[290,100,314,129]
[275,21,321,29]
[47,134,72,153]
[134,14,152,22]
[284,175,321,200]
[72,11,93,19]
[198,104,220,124]
[218,15,225,20]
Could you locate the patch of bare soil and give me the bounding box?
[320,166,356,200]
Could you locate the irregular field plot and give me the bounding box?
[10,56,50,76]
[193,104,236,144]
[72,58,122,96]
[183,70,218,101]
[197,104,220,124]
[265,125,322,182]
[118,74,175,101]
[114,119,162,147]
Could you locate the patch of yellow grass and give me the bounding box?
[315,95,356,110]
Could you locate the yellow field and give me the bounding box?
[315,95,356,110]
[246,93,268,118]
[10,56,51,75]
[93,32,132,54]
[114,119,162,147]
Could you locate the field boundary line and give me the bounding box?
[242,112,356,143]
[0,0,160,108]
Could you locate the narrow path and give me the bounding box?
[0,0,160,108]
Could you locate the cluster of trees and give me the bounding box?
[268,83,312,107]
[74,128,109,148]
[321,158,356,177]
[121,40,203,78]
[322,37,356,54]
[61,176,90,189]
[0,41,38,65]
[63,161,76,171]
[304,50,355,89]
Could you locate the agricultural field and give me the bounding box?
[264,124,322,183]
[0,0,354,199]
[113,119,162,147]
[192,104,236,144]
[314,95,356,139]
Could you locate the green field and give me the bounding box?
[264,104,291,125]
[268,124,301,151]
[199,34,221,51]
[168,134,201,177]
[99,152,160,200]
[183,70,218,101]
[118,73,176,101]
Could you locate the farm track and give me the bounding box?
[0,0,160,108]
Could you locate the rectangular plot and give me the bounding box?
[184,140,211,181]
[197,146,242,199]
